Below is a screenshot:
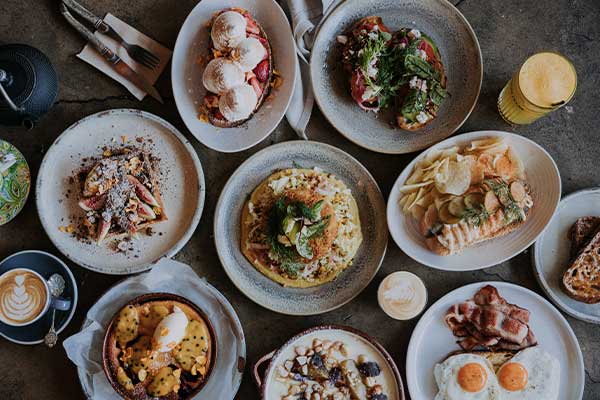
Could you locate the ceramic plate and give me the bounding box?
[172,0,296,153]
[310,0,482,154]
[533,187,600,324]
[0,140,30,225]
[214,141,387,315]
[256,326,405,399]
[0,250,78,345]
[387,130,561,271]
[36,109,205,275]
[406,281,584,400]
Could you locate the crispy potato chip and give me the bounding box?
[435,160,471,195]
[399,180,434,193]
[405,168,425,185]
[402,192,417,213]
[467,137,504,151]
[507,147,525,180]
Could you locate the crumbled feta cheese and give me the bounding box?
[416,111,430,124]
[409,29,421,38]
[361,85,380,101]
[409,76,419,89]
[268,176,289,194]
[336,35,348,44]
[366,57,378,78]
[368,31,378,40]
[357,49,364,57]
[420,80,428,93]
[418,49,428,60]
[399,42,407,49]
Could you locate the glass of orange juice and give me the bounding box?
[498,52,577,125]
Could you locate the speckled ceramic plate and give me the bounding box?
[172,0,296,153]
[387,131,561,271]
[36,109,205,275]
[310,0,482,154]
[407,282,584,400]
[0,140,30,225]
[533,187,600,324]
[214,141,387,315]
[0,250,78,345]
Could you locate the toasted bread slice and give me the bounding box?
[569,216,600,257]
[205,8,273,127]
[563,229,600,303]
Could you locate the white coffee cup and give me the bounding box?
[0,268,70,327]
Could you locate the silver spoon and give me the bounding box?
[44,274,66,348]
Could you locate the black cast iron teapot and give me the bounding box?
[0,44,58,128]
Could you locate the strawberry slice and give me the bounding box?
[245,16,260,34]
[214,110,225,120]
[253,60,270,82]
[249,77,262,97]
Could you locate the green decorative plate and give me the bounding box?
[0,140,30,226]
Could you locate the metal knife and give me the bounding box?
[59,2,163,103]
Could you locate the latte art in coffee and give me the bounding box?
[0,271,47,324]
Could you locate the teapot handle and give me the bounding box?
[0,70,23,113]
[0,70,37,129]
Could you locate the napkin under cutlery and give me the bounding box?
[76,13,172,101]
[284,0,342,139]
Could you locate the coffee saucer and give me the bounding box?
[0,250,78,345]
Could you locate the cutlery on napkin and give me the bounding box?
[76,13,172,101]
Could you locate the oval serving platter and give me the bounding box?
[36,109,205,275]
[172,0,296,153]
[214,141,387,315]
[533,187,600,324]
[387,130,561,271]
[310,0,482,154]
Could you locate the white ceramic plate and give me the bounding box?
[406,281,584,400]
[387,130,561,271]
[533,187,600,324]
[172,0,296,153]
[36,109,205,275]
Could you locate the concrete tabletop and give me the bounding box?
[1,0,599,399]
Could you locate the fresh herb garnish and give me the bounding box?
[400,88,429,122]
[485,179,525,224]
[266,197,331,269]
[462,204,490,226]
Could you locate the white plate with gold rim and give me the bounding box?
[387,130,561,271]
[406,281,584,400]
[36,109,205,275]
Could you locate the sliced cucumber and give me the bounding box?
[464,193,485,209]
[439,202,461,224]
[448,197,467,218]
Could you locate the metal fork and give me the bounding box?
[61,0,160,69]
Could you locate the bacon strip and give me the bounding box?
[444,285,537,351]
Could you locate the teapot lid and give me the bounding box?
[0,139,30,225]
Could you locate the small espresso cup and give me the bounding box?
[0,268,71,327]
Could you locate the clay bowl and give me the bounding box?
[102,293,217,400]
[253,325,405,399]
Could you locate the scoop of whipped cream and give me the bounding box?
[211,11,247,51]
[231,37,266,72]
[219,84,258,122]
[378,271,427,320]
[202,58,245,95]
[152,306,189,352]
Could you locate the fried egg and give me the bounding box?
[496,346,560,399]
[434,354,501,400]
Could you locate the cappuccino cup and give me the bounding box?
[0,268,70,327]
